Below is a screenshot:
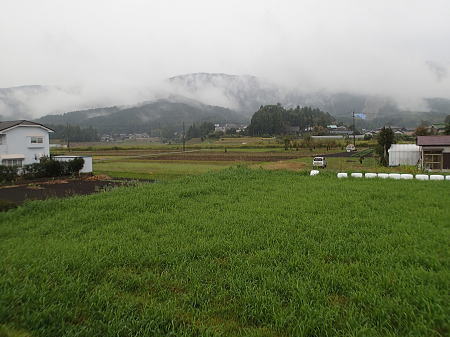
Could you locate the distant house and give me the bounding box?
[329,126,353,135]
[429,123,447,135]
[214,124,226,133]
[0,120,53,167]
[417,136,450,170]
[403,129,416,136]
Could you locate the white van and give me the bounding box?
[313,157,327,168]
[346,144,356,152]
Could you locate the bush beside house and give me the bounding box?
[0,157,85,183]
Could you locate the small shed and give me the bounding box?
[417,136,450,170]
[388,144,420,166]
[53,155,93,173]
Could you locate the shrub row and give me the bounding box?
[0,166,18,183]
[0,157,84,183]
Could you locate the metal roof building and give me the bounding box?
[388,144,421,167]
[416,136,450,170]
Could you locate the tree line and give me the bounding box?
[49,124,100,142]
[186,122,215,140]
[246,104,335,136]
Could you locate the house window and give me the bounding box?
[2,159,23,167]
[423,150,442,170]
[31,136,44,144]
[0,135,4,145]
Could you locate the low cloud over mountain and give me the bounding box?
[2,73,450,129]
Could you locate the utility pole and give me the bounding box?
[66,123,70,150]
[182,121,185,152]
[352,111,356,146]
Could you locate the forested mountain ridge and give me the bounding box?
[35,98,246,134]
[3,73,449,129]
[169,73,450,127]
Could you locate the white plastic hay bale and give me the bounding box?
[351,172,363,178]
[365,173,377,178]
[400,174,413,180]
[415,174,429,181]
[337,172,348,178]
[388,173,401,179]
[446,175,450,181]
[430,175,444,181]
[310,170,320,176]
[377,173,389,179]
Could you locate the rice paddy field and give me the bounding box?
[92,155,418,181]
[52,139,412,181]
[1,168,449,337]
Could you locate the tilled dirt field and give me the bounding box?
[132,151,313,162]
[66,149,354,162]
[0,179,125,205]
[70,149,183,157]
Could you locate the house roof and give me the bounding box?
[416,135,450,146]
[0,120,54,132]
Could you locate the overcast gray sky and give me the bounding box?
[1,0,450,102]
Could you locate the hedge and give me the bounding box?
[0,157,85,183]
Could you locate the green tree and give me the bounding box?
[199,122,215,137]
[186,122,215,140]
[48,124,100,142]
[414,124,431,136]
[444,114,450,135]
[414,125,430,136]
[376,127,395,166]
[186,123,200,139]
[444,123,450,135]
[67,158,85,176]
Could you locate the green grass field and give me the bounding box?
[94,156,420,181]
[94,160,236,180]
[89,148,381,181]
[1,168,449,337]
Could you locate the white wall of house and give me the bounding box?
[0,126,50,165]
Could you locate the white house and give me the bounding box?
[0,120,54,167]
